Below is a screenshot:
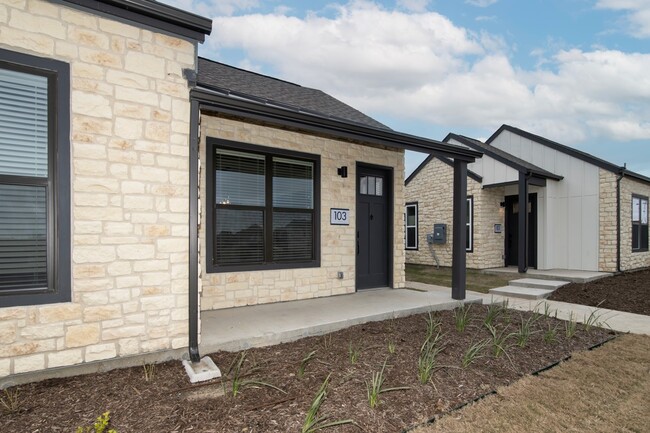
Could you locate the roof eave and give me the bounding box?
[192,87,482,162]
[63,0,212,41]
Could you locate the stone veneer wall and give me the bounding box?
[620,176,650,271]
[599,169,650,272]
[199,115,406,310]
[598,169,617,272]
[405,157,504,269]
[0,0,196,378]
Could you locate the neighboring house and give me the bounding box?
[0,1,479,381]
[406,125,650,274]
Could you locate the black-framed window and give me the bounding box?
[405,202,418,250]
[0,49,70,307]
[632,194,648,252]
[466,196,473,252]
[206,138,320,272]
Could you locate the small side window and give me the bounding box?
[405,203,418,250]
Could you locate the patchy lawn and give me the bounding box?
[414,333,650,433]
[406,264,516,293]
[548,267,650,316]
[0,305,613,432]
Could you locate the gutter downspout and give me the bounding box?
[185,69,201,363]
[616,165,625,274]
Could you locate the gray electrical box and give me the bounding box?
[432,223,447,244]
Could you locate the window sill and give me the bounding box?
[206,260,321,274]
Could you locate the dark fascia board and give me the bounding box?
[62,0,212,41]
[404,154,482,186]
[488,124,650,184]
[192,87,482,162]
[446,133,563,181]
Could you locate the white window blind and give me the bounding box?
[0,68,48,178]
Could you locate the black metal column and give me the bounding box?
[518,172,528,274]
[451,159,468,300]
[188,99,200,363]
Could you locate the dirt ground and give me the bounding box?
[0,306,613,433]
[414,333,650,433]
[549,267,650,315]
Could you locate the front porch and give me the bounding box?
[199,287,483,354]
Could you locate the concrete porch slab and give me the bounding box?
[482,267,612,283]
[489,285,555,300]
[199,287,483,354]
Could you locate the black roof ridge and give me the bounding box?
[488,124,650,184]
[448,133,563,181]
[405,150,483,186]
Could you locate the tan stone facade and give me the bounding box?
[0,0,196,377]
[405,157,504,269]
[599,169,618,272]
[620,176,650,271]
[199,115,406,310]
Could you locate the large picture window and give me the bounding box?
[405,203,417,250]
[632,195,648,252]
[207,139,320,272]
[0,49,70,307]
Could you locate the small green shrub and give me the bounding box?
[543,324,559,344]
[142,362,155,382]
[0,388,20,414]
[454,303,472,332]
[484,300,508,327]
[76,411,117,433]
[299,350,317,378]
[485,323,515,358]
[418,336,444,384]
[227,351,286,397]
[515,313,540,347]
[387,340,396,354]
[302,374,355,433]
[461,339,489,368]
[348,343,361,364]
[366,359,409,409]
[565,313,578,338]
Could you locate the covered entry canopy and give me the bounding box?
[186,61,482,361]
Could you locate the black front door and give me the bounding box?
[504,193,537,268]
[356,165,391,290]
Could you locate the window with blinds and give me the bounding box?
[0,67,49,294]
[0,48,70,307]
[209,141,319,271]
[405,203,417,250]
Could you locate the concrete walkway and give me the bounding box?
[408,281,650,336]
[482,267,611,283]
[200,287,483,354]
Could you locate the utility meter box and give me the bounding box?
[432,223,447,244]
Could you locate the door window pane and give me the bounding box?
[215,148,265,206]
[0,184,47,291]
[368,176,376,195]
[360,176,367,195]
[375,177,383,196]
[0,68,48,178]
[273,157,313,209]
[215,208,264,265]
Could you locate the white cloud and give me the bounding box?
[465,0,498,7]
[596,0,650,38]
[397,0,430,12]
[158,0,259,16]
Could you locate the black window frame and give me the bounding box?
[632,194,648,252]
[0,49,71,307]
[466,195,474,253]
[206,138,321,273]
[405,202,418,250]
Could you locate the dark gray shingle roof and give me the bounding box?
[197,57,390,130]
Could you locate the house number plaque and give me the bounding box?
[330,208,350,225]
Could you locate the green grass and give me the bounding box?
[406,264,516,294]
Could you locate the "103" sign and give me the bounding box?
[330,208,350,225]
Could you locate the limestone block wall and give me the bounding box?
[199,116,405,310]
[599,169,617,272]
[620,176,650,271]
[405,157,504,269]
[0,0,196,377]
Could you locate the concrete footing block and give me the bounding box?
[182,356,221,383]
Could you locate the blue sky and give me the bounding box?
[162,0,650,177]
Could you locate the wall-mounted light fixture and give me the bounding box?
[337,166,348,178]
[499,201,506,208]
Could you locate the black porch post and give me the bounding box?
[451,159,468,300]
[518,171,528,273]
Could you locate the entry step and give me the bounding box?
[509,278,569,290]
[489,286,555,300]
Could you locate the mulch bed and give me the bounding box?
[548,267,650,316]
[0,306,613,433]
